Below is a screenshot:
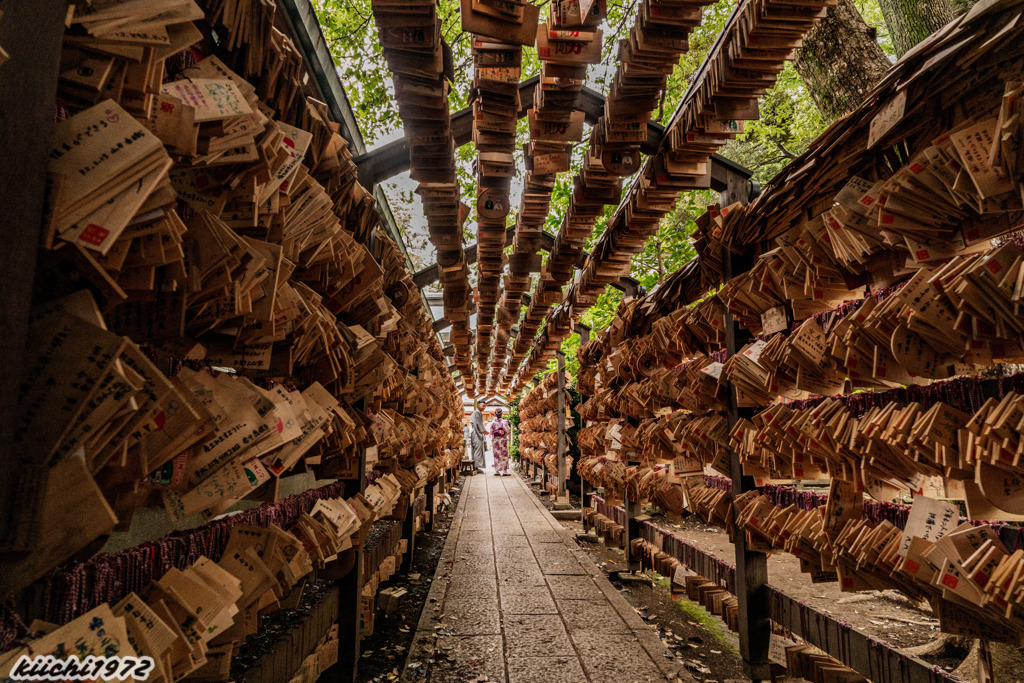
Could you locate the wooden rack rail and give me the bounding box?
[589,496,959,683]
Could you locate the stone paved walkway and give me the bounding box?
[403,472,689,683]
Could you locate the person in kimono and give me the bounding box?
[490,407,510,476]
[470,400,487,473]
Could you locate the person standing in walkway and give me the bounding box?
[490,408,510,476]
[470,400,487,473]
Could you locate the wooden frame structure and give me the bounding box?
[15,0,1023,680]
[1,1,465,681]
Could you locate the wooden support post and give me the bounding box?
[624,499,642,572]
[0,0,68,550]
[425,479,436,532]
[978,639,993,683]
[555,351,569,507]
[331,444,369,682]
[721,175,770,682]
[402,495,416,574]
[335,554,363,682]
[576,323,591,528]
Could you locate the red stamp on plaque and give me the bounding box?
[79,223,110,246]
[986,260,1003,274]
[942,574,959,589]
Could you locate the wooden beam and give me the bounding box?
[355,76,536,187]
[277,0,366,153]
[413,231,640,297]
[710,155,760,196]
[576,87,664,155]
[433,319,452,333]
[413,227,552,289]
[610,277,645,297]
[353,76,755,187]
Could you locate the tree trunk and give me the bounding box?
[879,0,956,56]
[793,0,892,121]
[949,0,979,19]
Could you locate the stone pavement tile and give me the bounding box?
[498,586,558,615]
[446,572,497,597]
[517,516,554,528]
[442,597,501,635]
[503,614,574,658]
[497,568,546,589]
[455,516,489,530]
[546,575,604,601]
[495,553,542,570]
[572,633,667,683]
[534,547,587,575]
[527,529,567,544]
[459,522,491,532]
[430,634,507,683]
[494,550,539,567]
[558,599,632,636]
[450,556,496,577]
[506,656,587,683]
[493,545,536,564]
[464,516,495,528]
[454,539,496,553]
[490,516,520,529]
[452,540,495,557]
[492,534,528,548]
